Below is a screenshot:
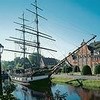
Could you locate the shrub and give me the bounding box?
[81,65,92,75]
[73,65,80,72]
[62,65,72,73]
[94,64,100,74]
[0,81,17,100]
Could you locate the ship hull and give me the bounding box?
[28,77,51,91]
[10,74,50,86]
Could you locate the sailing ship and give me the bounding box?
[5,0,57,86]
[4,0,97,86]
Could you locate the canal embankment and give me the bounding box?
[51,73,100,90]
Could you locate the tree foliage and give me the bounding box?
[94,64,100,74]
[62,64,72,73]
[0,81,17,100]
[2,53,58,70]
[81,65,92,75]
[2,57,32,70]
[73,65,80,72]
[2,61,15,70]
[14,57,20,65]
[29,53,42,67]
[29,53,58,68]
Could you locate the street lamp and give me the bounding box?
[0,44,4,96]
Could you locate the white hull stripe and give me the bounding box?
[11,75,48,83]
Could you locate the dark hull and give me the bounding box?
[28,77,51,92]
[11,76,51,88]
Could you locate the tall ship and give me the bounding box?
[5,0,57,86]
[4,0,97,87]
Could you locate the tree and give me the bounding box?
[73,65,80,72]
[29,53,42,67]
[81,65,92,75]
[94,64,100,74]
[15,57,32,69]
[2,61,15,70]
[62,64,72,73]
[1,81,17,100]
[2,61,9,70]
[28,53,58,68]
[15,63,22,69]
[14,57,21,66]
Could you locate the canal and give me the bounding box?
[12,83,100,100]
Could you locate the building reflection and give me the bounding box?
[13,83,53,100]
[13,83,100,100]
[76,87,100,100]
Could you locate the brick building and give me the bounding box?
[67,40,100,70]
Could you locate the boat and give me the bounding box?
[5,0,57,86]
[5,0,97,87]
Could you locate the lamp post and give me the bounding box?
[0,44,4,96]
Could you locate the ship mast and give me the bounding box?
[5,0,57,68]
[22,13,26,68]
[26,0,56,68]
[35,0,40,67]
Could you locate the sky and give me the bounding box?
[0,0,100,61]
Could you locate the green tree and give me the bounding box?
[15,63,22,69]
[2,61,15,70]
[21,57,32,68]
[62,64,72,73]
[94,64,100,74]
[15,57,32,69]
[2,61,9,70]
[1,81,17,100]
[81,65,92,75]
[73,65,80,72]
[8,61,15,69]
[14,57,21,65]
[29,53,43,67]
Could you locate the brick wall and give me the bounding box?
[67,42,100,70]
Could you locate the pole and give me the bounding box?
[35,0,40,67]
[22,13,26,69]
[0,54,3,96]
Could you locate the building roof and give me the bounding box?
[87,45,94,53]
[89,41,100,52]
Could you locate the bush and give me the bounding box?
[94,64,100,74]
[73,66,80,72]
[62,65,72,73]
[0,81,17,100]
[81,65,92,75]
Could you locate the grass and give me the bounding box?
[51,77,100,90]
[51,77,71,83]
[83,80,100,90]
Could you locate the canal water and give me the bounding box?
[13,83,100,100]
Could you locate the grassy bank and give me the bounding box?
[51,77,100,90]
[83,80,100,90]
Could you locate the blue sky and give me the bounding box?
[0,0,100,61]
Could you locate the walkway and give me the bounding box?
[52,73,100,80]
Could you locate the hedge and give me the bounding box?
[81,65,92,75]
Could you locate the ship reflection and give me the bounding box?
[13,83,53,100]
[13,83,100,100]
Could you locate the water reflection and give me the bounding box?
[52,84,80,100]
[13,84,48,100]
[13,83,100,100]
[76,87,100,100]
